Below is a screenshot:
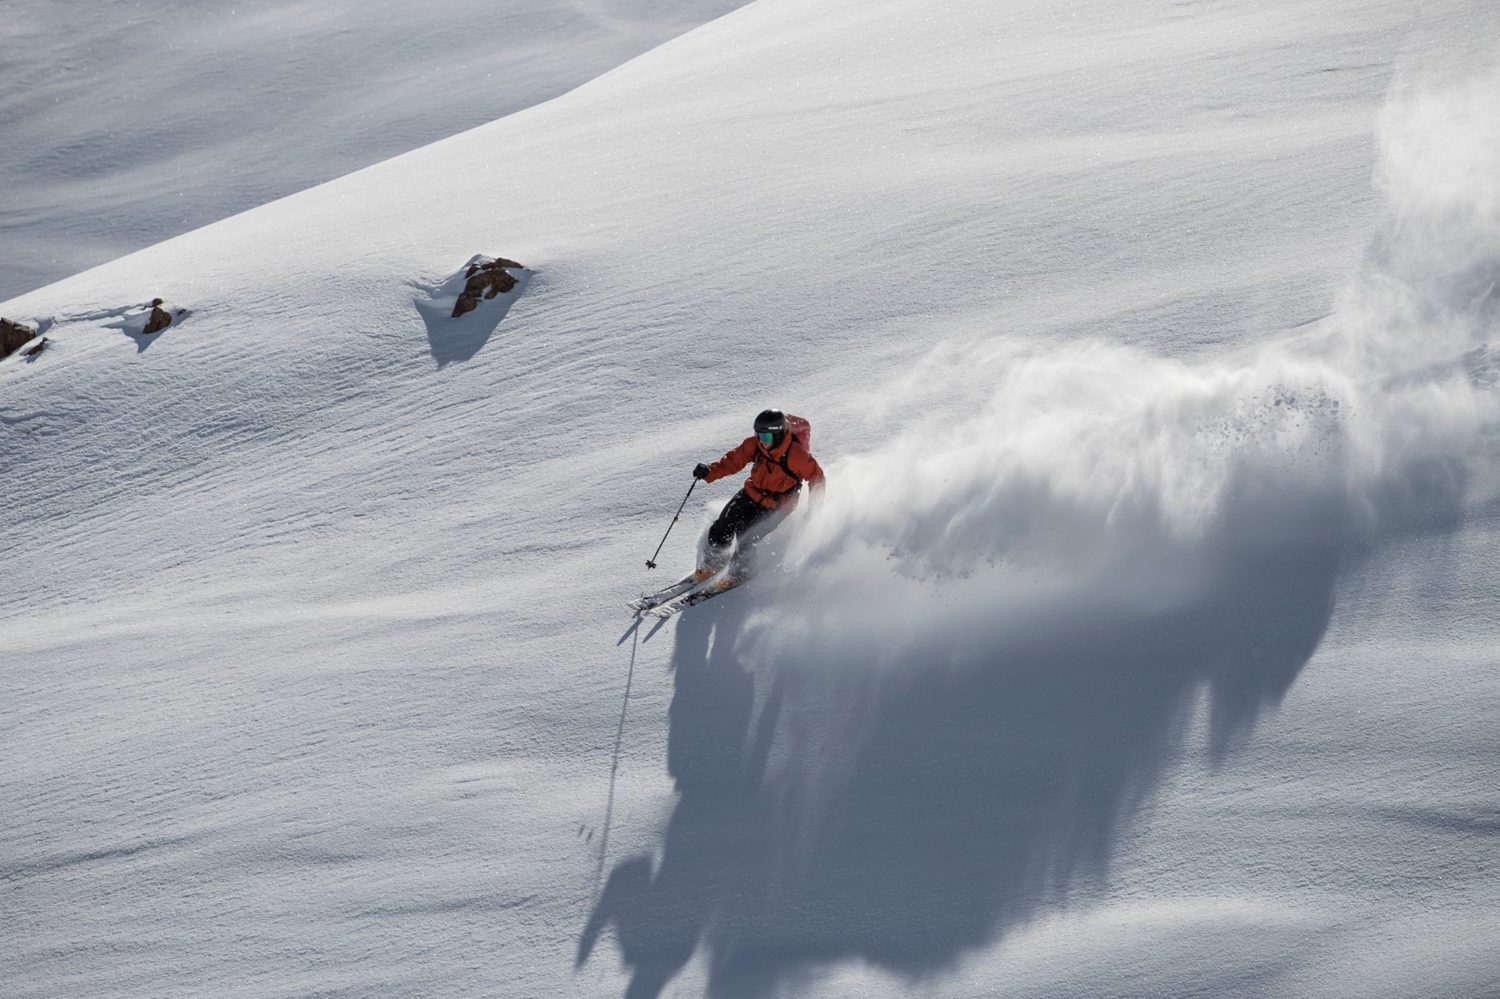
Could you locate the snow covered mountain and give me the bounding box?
[4,1,1499,997]
[0,0,748,300]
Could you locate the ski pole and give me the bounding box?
[645,479,698,569]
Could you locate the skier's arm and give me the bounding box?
[705,437,757,483]
[789,446,826,498]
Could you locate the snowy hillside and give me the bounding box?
[4,0,1499,997]
[0,0,747,300]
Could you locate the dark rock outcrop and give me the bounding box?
[452,258,524,318]
[1,317,37,359]
[144,298,173,335]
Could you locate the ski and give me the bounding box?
[628,572,705,613]
[649,576,745,619]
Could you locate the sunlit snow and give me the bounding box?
[4,0,1498,997]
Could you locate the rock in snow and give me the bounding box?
[143,298,174,335]
[452,257,525,318]
[1,317,36,358]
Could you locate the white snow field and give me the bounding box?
[4,0,1500,997]
[0,0,748,300]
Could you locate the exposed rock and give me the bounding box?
[452,257,524,318]
[2,318,38,359]
[144,301,173,335]
[144,307,172,335]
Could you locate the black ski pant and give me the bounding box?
[707,489,789,555]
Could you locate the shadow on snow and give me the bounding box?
[580,537,1342,997]
[412,265,530,368]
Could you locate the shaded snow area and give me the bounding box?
[4,1,1500,997]
[0,0,749,300]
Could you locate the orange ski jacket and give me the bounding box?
[705,435,826,509]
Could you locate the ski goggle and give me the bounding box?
[757,430,776,445]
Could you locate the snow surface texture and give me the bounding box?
[0,0,748,300]
[4,0,1500,997]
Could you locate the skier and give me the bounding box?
[690,409,825,581]
[629,409,825,617]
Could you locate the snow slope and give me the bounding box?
[4,0,1499,996]
[0,0,748,300]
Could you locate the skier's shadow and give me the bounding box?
[579,596,775,997]
[580,540,1341,998]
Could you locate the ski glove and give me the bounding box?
[693,463,711,480]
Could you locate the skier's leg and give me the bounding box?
[727,499,791,579]
[701,491,765,577]
[737,496,792,548]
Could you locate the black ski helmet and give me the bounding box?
[754,409,787,446]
